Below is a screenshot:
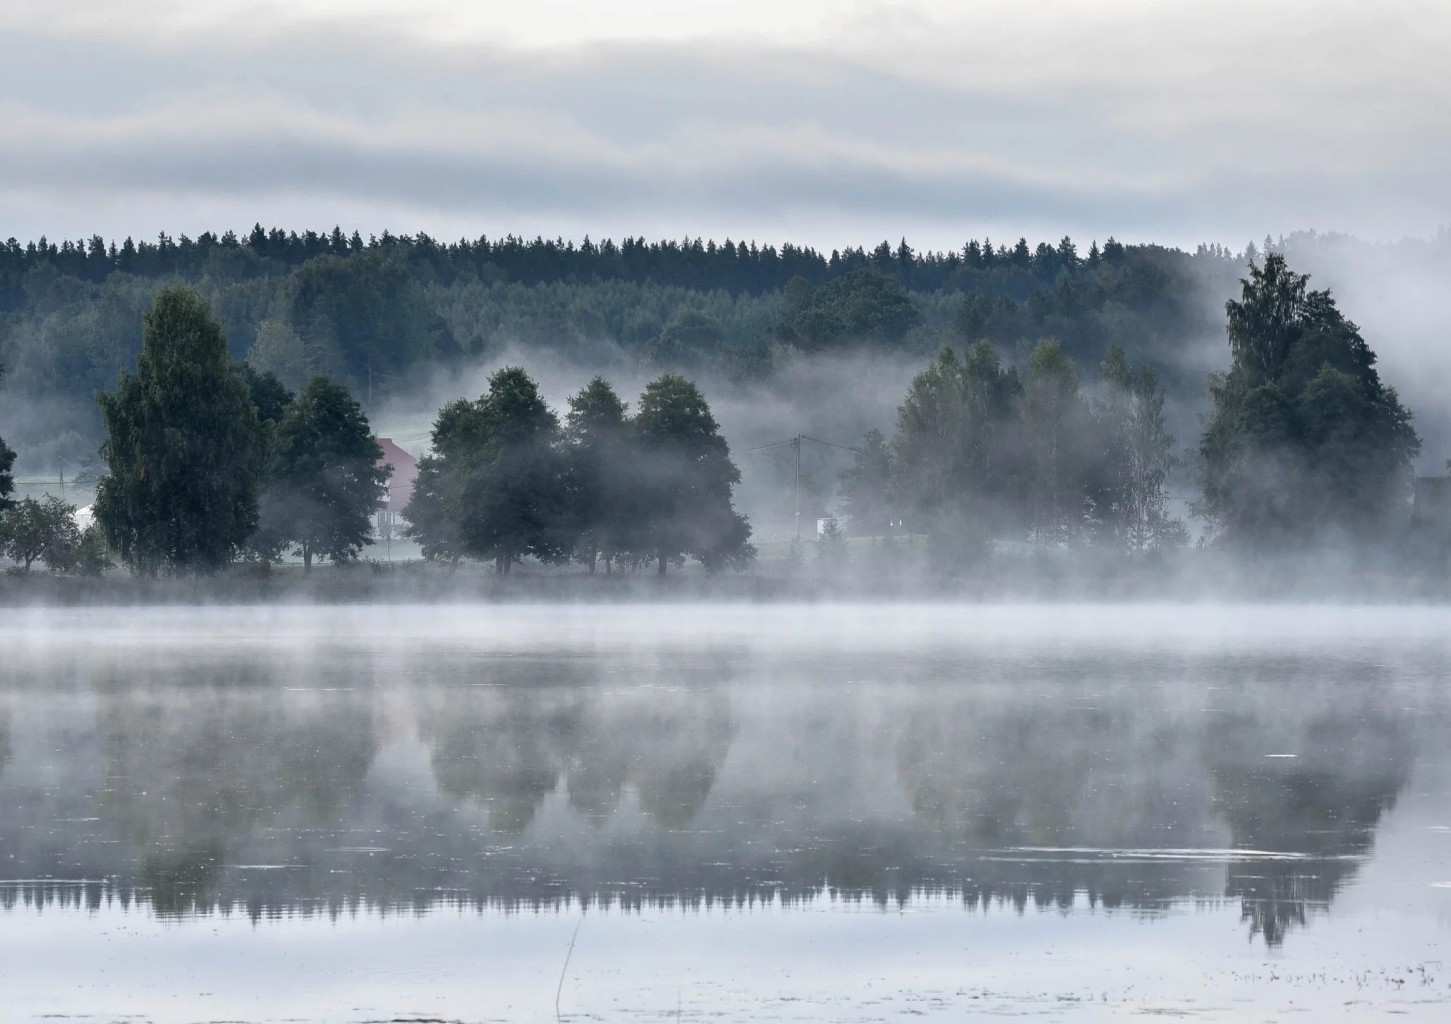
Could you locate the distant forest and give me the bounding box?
[0,226,1265,465]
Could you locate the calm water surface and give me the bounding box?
[2,603,1449,1022]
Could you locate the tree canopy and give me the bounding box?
[0,494,80,572]
[1197,254,1419,550]
[775,270,923,350]
[839,428,895,536]
[633,374,754,575]
[1085,346,1184,551]
[564,376,636,573]
[893,342,1024,554]
[94,287,264,576]
[260,375,387,571]
[406,367,568,574]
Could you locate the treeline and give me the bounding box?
[74,289,388,577]
[0,226,1238,296]
[829,253,1424,567]
[4,285,754,578]
[405,369,753,576]
[0,252,1432,582]
[834,339,1185,568]
[0,224,1260,464]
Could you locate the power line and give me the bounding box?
[800,433,861,454]
[740,434,861,455]
[739,438,799,454]
[739,433,862,540]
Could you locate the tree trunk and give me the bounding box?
[302,545,312,573]
[657,547,667,576]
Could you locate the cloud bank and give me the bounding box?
[2,1,1448,248]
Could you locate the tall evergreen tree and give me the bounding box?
[633,374,753,575]
[402,403,475,569]
[1197,255,1419,550]
[94,288,263,575]
[259,375,387,571]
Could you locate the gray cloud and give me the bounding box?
[1,4,1449,249]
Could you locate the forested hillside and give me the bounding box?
[0,227,1256,470]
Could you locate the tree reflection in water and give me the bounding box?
[0,641,1428,947]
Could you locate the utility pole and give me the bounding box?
[793,434,802,539]
[740,432,861,543]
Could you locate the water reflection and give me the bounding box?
[1206,686,1411,944]
[0,613,1442,951]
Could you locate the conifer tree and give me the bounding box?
[94,288,263,575]
[1198,254,1418,549]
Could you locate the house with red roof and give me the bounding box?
[375,437,419,519]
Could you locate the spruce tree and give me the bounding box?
[95,288,263,575]
[1197,255,1418,550]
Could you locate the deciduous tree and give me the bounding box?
[260,375,386,571]
[633,374,753,575]
[839,428,894,536]
[1022,339,1085,545]
[0,363,15,510]
[405,367,567,574]
[892,342,1024,555]
[1087,346,1184,552]
[0,494,80,572]
[564,377,636,573]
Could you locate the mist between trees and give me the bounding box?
[0,226,1357,470]
[0,235,1447,594]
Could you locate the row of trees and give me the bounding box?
[39,286,752,578]
[93,289,387,576]
[837,340,1184,560]
[833,253,1419,560]
[2,224,1262,464]
[1,225,1189,300]
[406,371,753,575]
[0,251,1426,577]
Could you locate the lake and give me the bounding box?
[1,603,1449,1022]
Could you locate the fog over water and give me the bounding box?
[2,603,1450,1021]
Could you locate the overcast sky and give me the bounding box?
[3,0,1448,251]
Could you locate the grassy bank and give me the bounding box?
[2,546,1446,605]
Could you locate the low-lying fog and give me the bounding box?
[3,602,1449,1022]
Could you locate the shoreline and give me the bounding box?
[1,556,1446,606]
